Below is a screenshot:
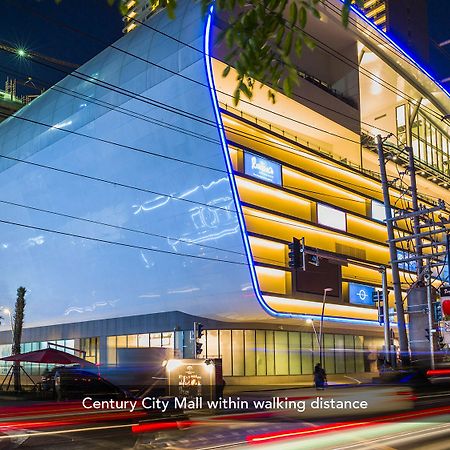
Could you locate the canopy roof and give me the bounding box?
[0,348,95,366]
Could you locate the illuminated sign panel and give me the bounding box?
[317,204,346,231]
[244,152,282,185]
[349,283,375,306]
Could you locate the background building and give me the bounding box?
[0,78,24,122]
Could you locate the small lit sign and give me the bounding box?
[349,283,376,306]
[244,152,282,185]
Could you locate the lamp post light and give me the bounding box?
[319,288,333,366]
[306,318,320,347]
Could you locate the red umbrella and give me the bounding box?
[0,348,95,367]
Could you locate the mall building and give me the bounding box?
[0,0,449,382]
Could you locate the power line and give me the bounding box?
[4,103,429,235]
[7,2,446,191]
[0,150,398,257]
[0,198,245,258]
[0,218,247,266]
[8,0,416,139]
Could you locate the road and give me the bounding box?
[0,384,449,449]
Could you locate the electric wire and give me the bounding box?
[0,7,446,262]
[0,198,246,257]
[12,0,445,141]
[0,150,396,262]
[4,5,448,205]
[0,217,248,266]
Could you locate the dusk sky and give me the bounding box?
[0,0,123,95]
[0,0,449,97]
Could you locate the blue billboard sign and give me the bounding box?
[244,152,282,185]
[349,283,376,306]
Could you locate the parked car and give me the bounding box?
[41,365,129,401]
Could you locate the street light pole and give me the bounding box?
[306,318,320,348]
[319,288,333,366]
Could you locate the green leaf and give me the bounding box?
[304,35,316,50]
[311,8,321,19]
[283,77,293,97]
[295,35,303,56]
[342,6,350,27]
[239,81,253,99]
[276,26,285,46]
[299,6,307,28]
[233,87,241,106]
[222,65,231,78]
[289,2,298,26]
[284,30,293,55]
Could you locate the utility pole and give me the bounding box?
[408,146,423,275]
[405,146,433,366]
[380,266,391,364]
[385,146,447,368]
[426,260,435,369]
[376,135,410,365]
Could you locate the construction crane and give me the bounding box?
[0,40,80,70]
[15,76,47,93]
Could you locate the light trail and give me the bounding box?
[0,422,138,440]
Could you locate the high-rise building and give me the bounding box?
[0,0,448,381]
[360,0,429,66]
[122,0,164,34]
[0,78,24,123]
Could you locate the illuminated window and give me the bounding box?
[317,204,346,231]
[150,333,162,347]
[162,332,174,348]
[138,334,149,348]
[371,200,385,222]
[117,335,127,348]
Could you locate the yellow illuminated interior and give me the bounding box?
[221,108,431,320]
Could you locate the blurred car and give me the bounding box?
[41,365,129,401]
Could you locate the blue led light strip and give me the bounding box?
[341,0,450,98]
[204,5,382,326]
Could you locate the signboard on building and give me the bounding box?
[439,286,450,298]
[443,322,450,345]
[166,359,222,401]
[244,152,282,185]
[349,283,376,306]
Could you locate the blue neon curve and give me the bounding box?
[203,6,382,327]
[342,1,450,98]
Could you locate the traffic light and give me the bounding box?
[288,237,303,269]
[372,290,383,303]
[434,301,443,322]
[438,334,445,350]
[196,322,204,340]
[425,328,430,342]
[194,322,204,356]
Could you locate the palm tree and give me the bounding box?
[12,287,26,392]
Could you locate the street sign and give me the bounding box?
[439,286,450,297]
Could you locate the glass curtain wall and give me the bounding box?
[396,105,450,175]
